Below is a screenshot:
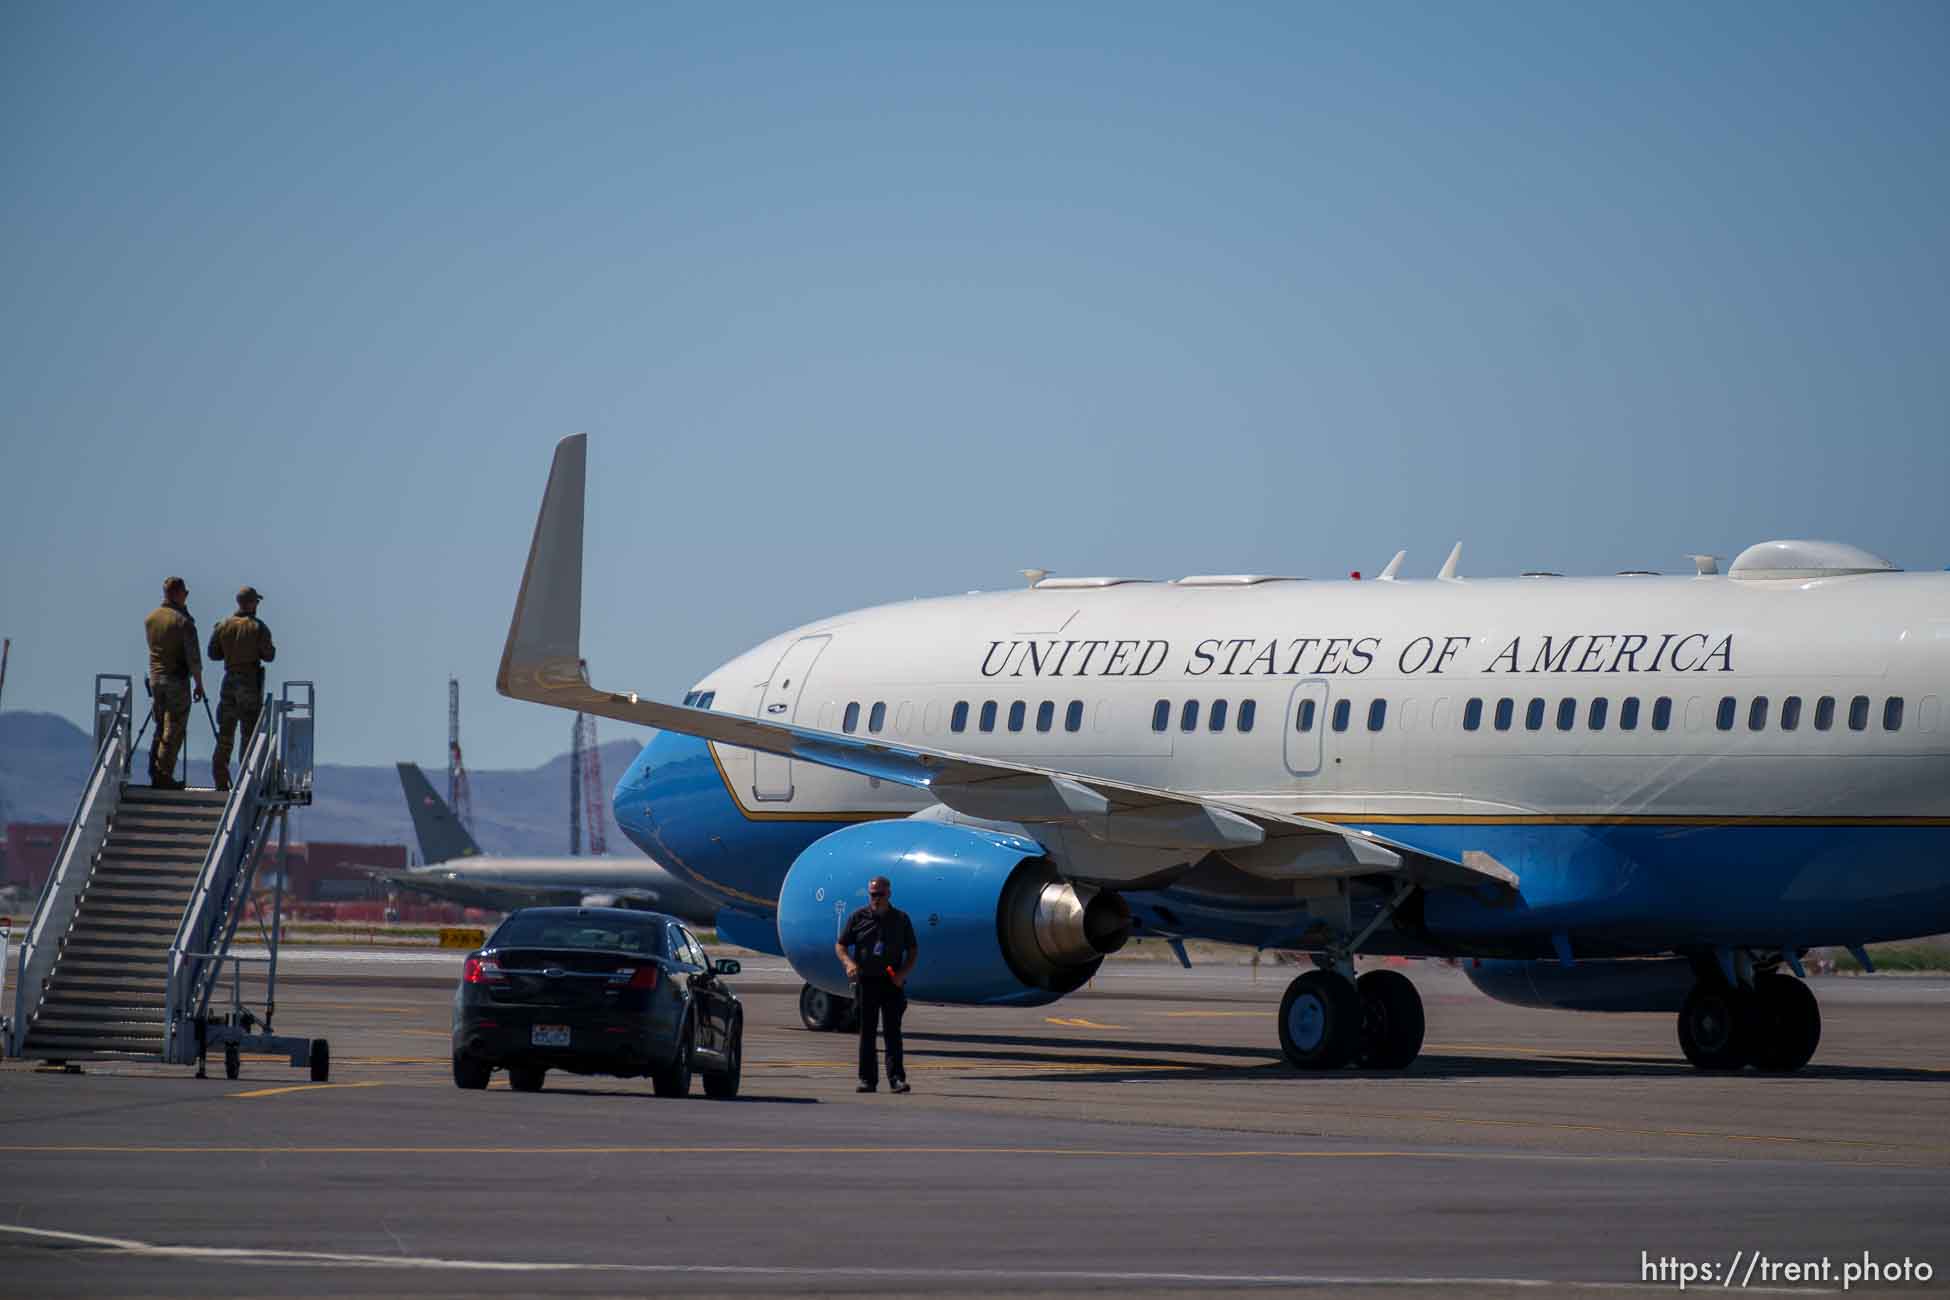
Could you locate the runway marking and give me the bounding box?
[0,1223,1841,1293]
[1044,1016,1124,1029]
[228,1082,386,1100]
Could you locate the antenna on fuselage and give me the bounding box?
[1437,542,1463,581]
[1690,555,1722,576]
[1377,550,1406,582]
[1021,568,1049,587]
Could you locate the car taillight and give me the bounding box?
[626,964,659,990]
[463,956,505,984]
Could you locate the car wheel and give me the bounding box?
[453,1052,491,1090]
[508,1064,547,1093]
[703,1020,743,1100]
[652,1022,695,1098]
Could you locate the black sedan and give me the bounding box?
[452,906,742,1097]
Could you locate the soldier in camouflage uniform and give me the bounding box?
[207,585,277,792]
[143,576,206,789]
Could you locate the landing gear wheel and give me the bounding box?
[1748,973,1821,1073]
[1355,969,1426,1070]
[799,983,847,1032]
[223,1043,240,1080]
[703,1019,743,1099]
[508,1064,547,1093]
[1278,970,1363,1069]
[1678,982,1751,1070]
[452,1052,491,1090]
[652,1023,695,1097]
[309,1039,330,1083]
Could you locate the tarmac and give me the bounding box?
[3,953,1947,1296]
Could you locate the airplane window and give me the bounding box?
[1588,698,1608,730]
[1209,699,1229,732]
[1181,700,1201,732]
[1494,698,1514,731]
[868,702,887,733]
[1367,699,1387,732]
[1652,697,1673,731]
[1036,700,1055,732]
[1525,699,1545,731]
[1747,697,1767,731]
[1008,701,1027,732]
[1716,697,1737,731]
[1619,698,1639,731]
[1780,696,1801,731]
[1152,700,1170,732]
[843,702,860,733]
[1849,695,1870,731]
[1884,697,1904,731]
[697,692,715,709]
[1296,698,1317,732]
[1463,699,1483,731]
[682,691,697,706]
[1238,699,1256,732]
[980,701,997,732]
[1066,700,1085,732]
[1556,699,1576,731]
[1814,696,1835,730]
[1332,699,1351,732]
[951,701,969,733]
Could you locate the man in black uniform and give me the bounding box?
[835,875,919,1094]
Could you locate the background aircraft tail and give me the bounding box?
[397,761,484,863]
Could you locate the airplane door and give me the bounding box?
[752,635,830,801]
[1283,680,1327,778]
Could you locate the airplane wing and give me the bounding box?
[354,864,667,912]
[496,435,1517,898]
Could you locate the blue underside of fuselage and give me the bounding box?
[614,732,1950,959]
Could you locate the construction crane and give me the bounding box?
[447,676,473,835]
[569,659,607,856]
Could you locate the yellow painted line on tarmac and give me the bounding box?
[229,1082,387,1100]
[1044,1017,1124,1029]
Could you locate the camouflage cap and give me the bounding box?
[163,575,187,592]
[237,585,264,603]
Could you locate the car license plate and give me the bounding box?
[531,1024,570,1047]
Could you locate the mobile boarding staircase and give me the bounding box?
[4,674,329,1081]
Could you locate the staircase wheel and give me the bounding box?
[224,1043,240,1080]
[309,1039,331,1083]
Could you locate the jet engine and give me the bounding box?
[1463,957,1697,1012]
[775,820,1131,1006]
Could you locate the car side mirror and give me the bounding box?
[713,958,741,976]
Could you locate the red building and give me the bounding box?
[3,822,67,893]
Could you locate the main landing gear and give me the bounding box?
[1677,965,1821,1072]
[798,982,859,1033]
[1278,967,1427,1070]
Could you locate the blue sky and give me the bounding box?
[2,1,1944,768]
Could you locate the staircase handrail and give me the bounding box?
[162,695,281,1064]
[7,681,132,1058]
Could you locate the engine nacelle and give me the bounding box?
[776,820,1131,1007]
[1463,957,1697,1012]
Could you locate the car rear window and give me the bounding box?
[489,914,668,956]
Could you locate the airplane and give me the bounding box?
[497,433,1949,1072]
[355,761,719,926]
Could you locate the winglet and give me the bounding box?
[1377,550,1406,582]
[498,434,591,708]
[1437,542,1463,580]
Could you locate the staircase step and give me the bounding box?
[86,877,196,900]
[72,910,181,932]
[120,788,229,808]
[41,987,169,1009]
[106,831,216,853]
[22,1033,167,1058]
[94,859,203,879]
[82,899,187,921]
[33,1009,168,1032]
[47,973,170,997]
[98,844,208,865]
